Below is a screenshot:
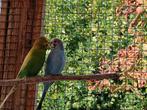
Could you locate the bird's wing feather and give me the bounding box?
[45,50,65,75]
[19,49,45,78]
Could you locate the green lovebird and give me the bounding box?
[0,37,50,109]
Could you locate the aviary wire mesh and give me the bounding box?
[0,1,23,109]
[36,0,147,110]
[0,0,146,110]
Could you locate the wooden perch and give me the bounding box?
[0,73,119,86]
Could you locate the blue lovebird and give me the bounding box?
[36,38,65,110]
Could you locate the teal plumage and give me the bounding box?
[18,37,49,78]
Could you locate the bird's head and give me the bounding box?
[50,38,64,50]
[33,37,50,50]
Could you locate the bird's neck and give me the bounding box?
[33,45,47,51]
[53,45,64,51]
[32,47,46,54]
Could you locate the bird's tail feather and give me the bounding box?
[36,82,53,110]
[0,85,17,109]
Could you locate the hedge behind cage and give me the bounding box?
[0,0,146,110]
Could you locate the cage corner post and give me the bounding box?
[22,0,45,110]
[0,0,44,110]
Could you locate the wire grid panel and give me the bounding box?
[0,0,44,109]
[0,0,23,109]
[36,0,147,110]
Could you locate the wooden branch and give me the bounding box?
[0,73,119,86]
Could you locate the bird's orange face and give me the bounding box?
[34,37,50,50]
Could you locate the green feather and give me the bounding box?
[18,48,46,78]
